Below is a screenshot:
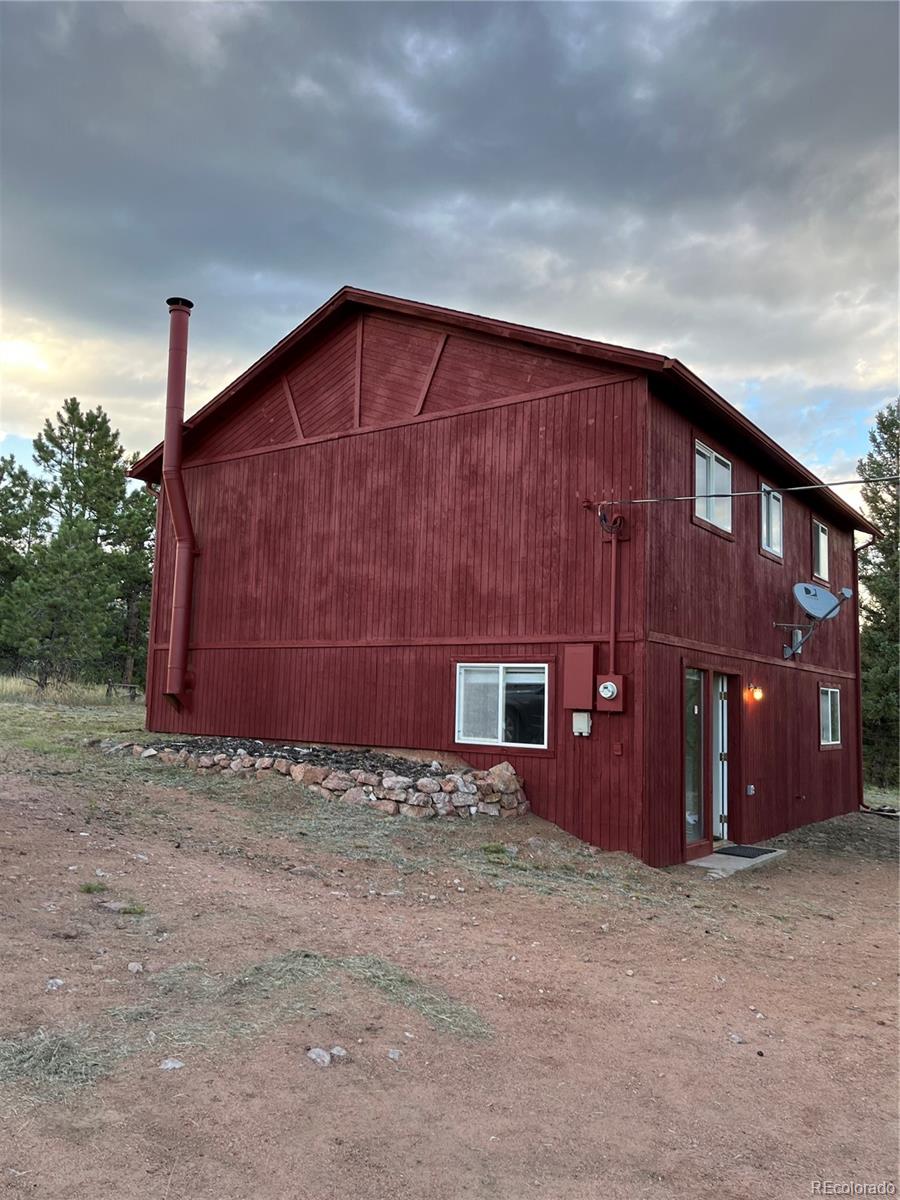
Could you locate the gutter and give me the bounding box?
[161,297,196,709]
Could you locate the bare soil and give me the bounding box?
[0,703,897,1199]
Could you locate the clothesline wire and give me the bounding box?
[593,475,898,507]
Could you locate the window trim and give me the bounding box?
[759,481,784,560]
[692,439,734,537]
[812,518,830,582]
[454,661,550,751]
[819,684,841,748]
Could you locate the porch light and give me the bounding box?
[748,684,764,702]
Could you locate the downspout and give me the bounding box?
[161,297,195,709]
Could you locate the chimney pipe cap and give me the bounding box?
[166,297,194,310]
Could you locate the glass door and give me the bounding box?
[684,668,706,846]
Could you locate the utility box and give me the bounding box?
[563,644,597,710]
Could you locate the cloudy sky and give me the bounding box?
[1,1,896,504]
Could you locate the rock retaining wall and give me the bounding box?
[100,740,529,820]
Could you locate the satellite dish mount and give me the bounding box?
[776,582,853,659]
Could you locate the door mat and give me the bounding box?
[714,845,775,859]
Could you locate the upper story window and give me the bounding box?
[760,484,784,556]
[819,686,841,746]
[694,441,732,532]
[813,519,829,580]
[455,662,548,748]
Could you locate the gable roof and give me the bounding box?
[130,286,877,536]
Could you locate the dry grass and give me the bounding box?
[0,948,489,1101]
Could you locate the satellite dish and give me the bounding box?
[793,582,842,621]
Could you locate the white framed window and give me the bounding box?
[813,520,829,580]
[760,484,783,556]
[819,686,841,746]
[455,663,548,749]
[694,441,732,531]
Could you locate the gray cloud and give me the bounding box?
[0,1,896,472]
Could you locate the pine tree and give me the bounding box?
[108,482,157,686]
[857,400,899,788]
[33,397,126,540]
[0,519,116,688]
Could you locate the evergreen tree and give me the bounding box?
[0,519,116,688]
[108,482,157,686]
[857,400,899,788]
[33,397,126,540]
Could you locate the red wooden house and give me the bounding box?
[130,288,877,867]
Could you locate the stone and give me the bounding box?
[477,801,501,817]
[351,770,380,787]
[159,1057,184,1070]
[330,1046,349,1063]
[127,962,144,974]
[398,803,434,819]
[321,771,355,792]
[255,756,274,770]
[474,779,496,796]
[305,785,332,802]
[131,745,144,757]
[141,748,158,760]
[387,1048,402,1062]
[176,748,190,764]
[197,755,216,769]
[45,977,65,991]
[289,763,307,783]
[382,788,408,803]
[517,801,530,815]
[307,1047,332,1067]
[415,776,441,794]
[342,787,369,805]
[486,763,520,793]
[499,806,519,818]
[303,765,330,785]
[447,773,477,796]
[230,758,245,772]
[381,773,413,791]
[368,798,399,816]
[430,761,443,771]
[433,794,456,817]
[213,754,230,765]
[273,758,291,775]
[450,793,472,808]
[499,793,518,809]
[402,789,430,806]
[240,756,255,769]
[440,779,458,794]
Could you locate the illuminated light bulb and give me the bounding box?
[749,685,764,702]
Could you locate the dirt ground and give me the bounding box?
[0,702,897,1200]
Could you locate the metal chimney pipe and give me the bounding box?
[161,297,195,707]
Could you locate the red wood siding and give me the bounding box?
[147,375,649,856]
[284,316,359,438]
[184,378,295,462]
[358,314,442,425]
[423,331,605,414]
[641,389,860,865]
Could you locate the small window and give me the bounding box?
[456,663,548,748]
[819,686,841,746]
[813,520,829,580]
[695,441,732,531]
[761,484,783,556]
